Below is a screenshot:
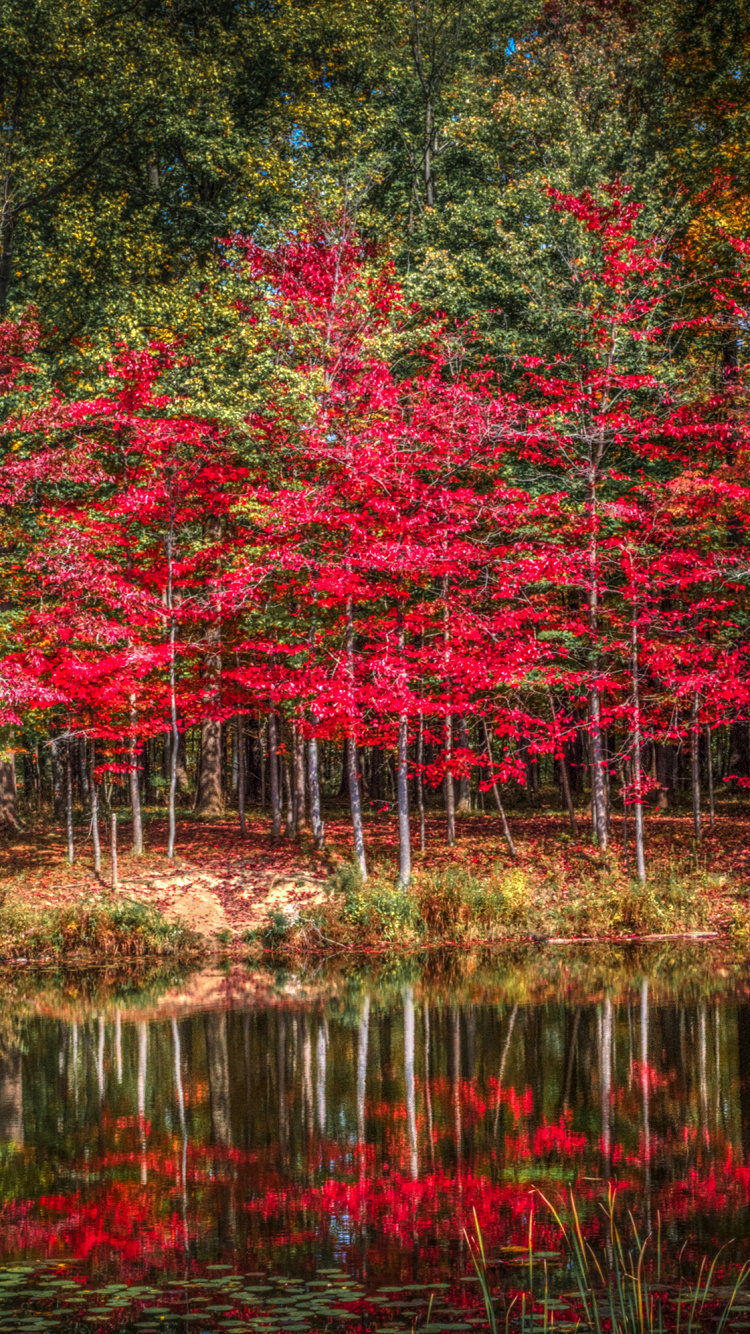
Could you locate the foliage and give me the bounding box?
[0,894,199,960]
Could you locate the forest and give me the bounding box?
[0,0,748,933]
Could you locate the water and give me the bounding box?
[0,948,749,1330]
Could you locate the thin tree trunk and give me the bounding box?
[293,723,306,834]
[90,740,101,877]
[587,478,608,851]
[482,719,516,858]
[237,713,247,837]
[547,688,578,837]
[397,607,411,887]
[166,519,179,859]
[416,712,426,854]
[268,710,282,841]
[632,612,646,883]
[706,725,715,833]
[397,715,411,887]
[129,697,143,855]
[692,693,702,843]
[457,715,471,813]
[444,713,455,846]
[308,729,325,850]
[347,597,367,881]
[65,738,74,865]
[50,738,63,820]
[111,813,118,889]
[443,578,455,847]
[282,745,294,839]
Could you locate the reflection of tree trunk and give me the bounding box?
[404,987,418,1179]
[96,1016,105,1105]
[357,996,370,1145]
[641,981,651,1231]
[452,1009,461,1162]
[0,1048,23,1145]
[302,1015,313,1135]
[138,1022,148,1184]
[424,1007,434,1165]
[561,1007,581,1113]
[316,1020,327,1134]
[601,998,613,1166]
[277,1014,287,1158]
[737,1005,750,1162]
[494,1004,518,1136]
[699,1003,709,1146]
[204,1012,232,1147]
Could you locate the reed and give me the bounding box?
[466,1186,750,1334]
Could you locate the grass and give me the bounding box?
[0,894,200,960]
[468,1188,750,1334]
[252,854,721,955]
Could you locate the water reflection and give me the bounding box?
[0,955,750,1289]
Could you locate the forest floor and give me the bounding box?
[0,800,748,959]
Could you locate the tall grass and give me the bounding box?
[467,1187,750,1334]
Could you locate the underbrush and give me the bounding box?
[551,860,716,937]
[0,895,201,960]
[251,854,718,955]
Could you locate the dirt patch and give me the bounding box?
[116,858,328,944]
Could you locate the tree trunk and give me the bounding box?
[444,713,456,846]
[90,740,101,877]
[706,725,715,833]
[482,720,516,858]
[0,732,19,833]
[654,742,669,809]
[547,689,578,838]
[65,739,74,864]
[587,477,608,851]
[293,723,306,834]
[50,738,63,819]
[416,712,426,854]
[308,730,325,851]
[631,613,646,884]
[282,744,294,838]
[691,693,702,843]
[457,715,471,813]
[237,714,247,837]
[129,697,144,854]
[347,597,367,881]
[442,581,455,846]
[396,607,411,886]
[397,716,411,888]
[268,710,282,841]
[196,717,223,816]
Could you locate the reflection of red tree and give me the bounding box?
[1,1078,748,1286]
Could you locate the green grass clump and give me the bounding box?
[0,895,200,960]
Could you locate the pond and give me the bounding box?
[0,947,749,1332]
